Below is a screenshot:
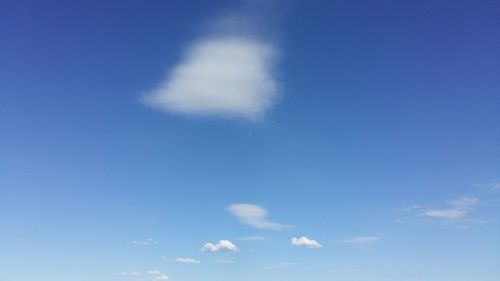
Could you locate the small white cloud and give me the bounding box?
[141,35,279,121]
[227,203,286,230]
[337,236,379,246]
[201,240,238,252]
[422,197,479,221]
[176,257,200,264]
[291,236,322,248]
[127,238,159,246]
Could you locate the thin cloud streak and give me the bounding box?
[422,197,479,221]
[121,270,169,281]
[337,236,380,246]
[473,182,500,193]
[176,257,200,264]
[126,238,159,246]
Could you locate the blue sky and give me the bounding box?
[1,0,500,281]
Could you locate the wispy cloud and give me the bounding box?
[147,270,169,281]
[473,182,500,193]
[121,270,168,281]
[398,197,484,228]
[126,238,159,246]
[201,240,238,252]
[337,236,379,246]
[421,197,479,221]
[291,236,322,248]
[176,257,200,264]
[141,13,280,121]
[227,203,287,230]
[237,235,267,241]
[121,271,141,279]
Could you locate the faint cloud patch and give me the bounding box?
[473,182,500,193]
[126,238,159,246]
[121,270,169,281]
[227,203,288,230]
[422,197,479,220]
[121,271,141,280]
[337,236,379,246]
[237,235,267,241]
[397,196,488,229]
[147,270,169,281]
[176,257,200,264]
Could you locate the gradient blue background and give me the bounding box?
[1,1,499,281]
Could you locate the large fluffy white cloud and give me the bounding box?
[201,240,238,252]
[291,236,322,248]
[141,35,279,121]
[227,203,286,230]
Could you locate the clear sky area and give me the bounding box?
[1,1,499,281]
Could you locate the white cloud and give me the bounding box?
[227,203,286,230]
[422,197,479,221]
[291,236,322,248]
[337,236,380,246]
[127,238,159,246]
[201,240,238,252]
[176,257,200,264]
[141,34,279,121]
